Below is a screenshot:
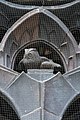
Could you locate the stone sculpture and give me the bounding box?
[18,48,61,72]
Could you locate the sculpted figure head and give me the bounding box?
[23,48,41,61]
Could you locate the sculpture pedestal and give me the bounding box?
[27,69,54,81]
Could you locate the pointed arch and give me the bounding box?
[0,8,78,52]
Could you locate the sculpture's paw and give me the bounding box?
[40,61,54,69]
[53,63,61,68]
[40,61,61,69]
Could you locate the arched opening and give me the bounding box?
[1,8,77,52]
[11,40,67,74]
[0,92,20,120]
[0,9,77,71]
[62,95,80,120]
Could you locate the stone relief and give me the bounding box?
[18,48,61,72]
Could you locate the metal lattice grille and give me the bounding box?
[0,96,20,120]
[62,97,80,120]
[6,0,74,5]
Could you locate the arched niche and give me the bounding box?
[11,40,67,74]
[0,8,78,70]
[61,94,80,120]
[0,89,20,120]
[1,8,77,50]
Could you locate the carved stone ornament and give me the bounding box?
[18,48,61,72]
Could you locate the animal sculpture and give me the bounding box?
[18,48,61,72]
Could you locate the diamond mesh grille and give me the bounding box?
[62,97,80,120]
[0,95,20,120]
